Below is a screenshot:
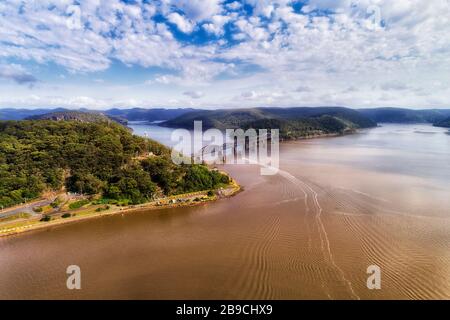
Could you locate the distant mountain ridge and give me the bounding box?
[0,107,195,123]
[0,108,68,121]
[3,106,450,130]
[105,108,196,122]
[162,107,376,129]
[358,108,450,124]
[26,111,128,126]
[433,117,450,128]
[162,107,377,140]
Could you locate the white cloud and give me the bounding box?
[380,81,410,91]
[1,0,450,109]
[203,15,231,36]
[295,86,312,93]
[154,76,171,84]
[238,89,291,104]
[241,90,258,99]
[170,0,223,21]
[183,90,205,99]
[226,2,242,11]
[167,12,194,33]
[0,64,37,85]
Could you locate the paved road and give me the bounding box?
[0,199,54,219]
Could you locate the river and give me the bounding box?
[0,123,449,299]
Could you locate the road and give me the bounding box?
[0,198,55,219]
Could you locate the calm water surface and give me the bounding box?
[0,124,449,299]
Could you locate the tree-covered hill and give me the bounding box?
[243,116,353,140]
[0,120,229,208]
[105,108,196,122]
[0,107,195,123]
[262,107,377,128]
[433,117,450,128]
[162,107,376,139]
[27,111,128,126]
[359,108,450,124]
[163,108,269,130]
[0,108,68,121]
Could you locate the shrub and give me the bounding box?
[50,201,59,208]
[68,199,90,210]
[40,215,51,222]
[61,213,71,218]
[95,205,110,212]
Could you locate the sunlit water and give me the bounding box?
[128,121,178,148]
[0,124,449,299]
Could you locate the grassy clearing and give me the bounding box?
[68,199,90,210]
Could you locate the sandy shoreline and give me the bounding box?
[0,177,241,238]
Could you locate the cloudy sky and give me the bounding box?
[0,0,449,109]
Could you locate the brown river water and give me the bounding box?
[0,124,449,299]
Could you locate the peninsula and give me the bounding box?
[0,117,239,237]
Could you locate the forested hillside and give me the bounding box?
[162,107,376,139]
[359,108,450,123]
[0,108,195,123]
[105,108,196,122]
[27,111,128,126]
[243,116,352,140]
[0,120,228,208]
[433,117,450,128]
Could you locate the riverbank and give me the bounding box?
[1,124,449,299]
[0,176,240,238]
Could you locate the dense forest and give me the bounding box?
[27,110,128,126]
[162,107,376,139]
[105,108,196,122]
[243,116,352,140]
[359,108,450,124]
[0,120,229,208]
[433,117,450,128]
[4,107,450,129]
[0,107,195,122]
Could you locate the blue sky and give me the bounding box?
[0,0,449,109]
